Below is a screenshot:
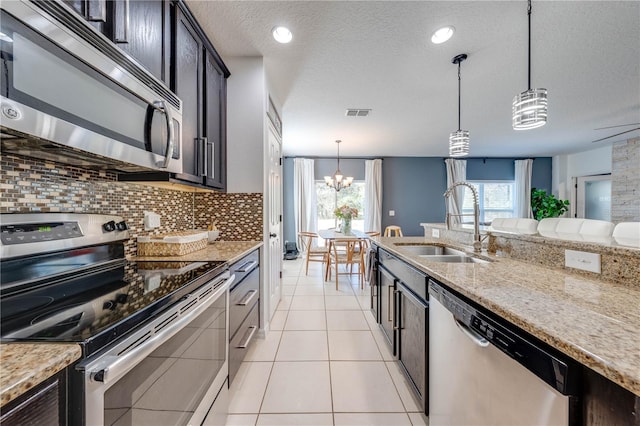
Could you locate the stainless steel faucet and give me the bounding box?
[443,182,482,252]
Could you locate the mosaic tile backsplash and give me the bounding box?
[0,154,263,255]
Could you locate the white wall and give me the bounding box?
[225,57,266,193]
[552,145,612,200]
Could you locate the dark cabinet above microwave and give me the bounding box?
[62,0,229,191]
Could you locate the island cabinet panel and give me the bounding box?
[582,368,640,426]
[0,370,67,426]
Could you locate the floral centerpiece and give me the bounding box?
[334,205,358,234]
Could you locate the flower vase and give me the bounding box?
[341,217,352,235]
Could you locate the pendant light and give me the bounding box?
[512,0,547,130]
[449,53,470,157]
[324,140,353,191]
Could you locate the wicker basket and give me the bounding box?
[137,231,208,257]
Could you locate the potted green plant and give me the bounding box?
[531,188,570,220]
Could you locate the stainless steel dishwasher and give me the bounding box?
[428,280,580,426]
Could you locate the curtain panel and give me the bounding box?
[444,159,467,225]
[364,159,383,233]
[514,159,534,218]
[293,158,317,248]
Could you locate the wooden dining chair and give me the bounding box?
[325,238,365,289]
[298,232,329,275]
[384,226,403,237]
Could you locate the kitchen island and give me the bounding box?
[373,236,640,398]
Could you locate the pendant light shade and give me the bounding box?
[324,140,353,192]
[513,0,547,130]
[449,54,469,157]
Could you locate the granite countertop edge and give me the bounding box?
[373,236,640,397]
[0,343,81,407]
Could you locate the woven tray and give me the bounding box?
[137,231,208,257]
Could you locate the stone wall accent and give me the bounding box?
[611,137,640,222]
[0,154,262,254]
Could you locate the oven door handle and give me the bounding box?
[88,274,235,385]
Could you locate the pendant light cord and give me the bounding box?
[527,0,532,90]
[457,60,462,131]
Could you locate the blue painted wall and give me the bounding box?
[282,157,552,242]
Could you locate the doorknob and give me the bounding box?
[270,233,277,238]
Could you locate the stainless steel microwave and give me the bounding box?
[0,1,182,173]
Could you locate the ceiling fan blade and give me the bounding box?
[591,127,640,143]
[593,122,640,130]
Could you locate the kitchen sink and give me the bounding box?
[419,254,489,264]
[394,244,464,256]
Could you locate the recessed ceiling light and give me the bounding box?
[431,26,455,44]
[272,26,293,44]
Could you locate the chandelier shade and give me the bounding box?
[324,140,353,192]
[512,0,547,130]
[449,53,470,157]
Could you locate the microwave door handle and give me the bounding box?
[153,100,174,169]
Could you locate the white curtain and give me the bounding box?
[364,159,383,233]
[514,159,534,218]
[293,158,317,247]
[445,159,467,225]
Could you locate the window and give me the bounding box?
[316,181,365,242]
[461,181,515,225]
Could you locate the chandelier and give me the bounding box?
[324,140,353,191]
[512,0,547,130]
[449,53,470,157]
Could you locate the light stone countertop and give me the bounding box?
[132,241,263,264]
[373,236,640,397]
[0,343,81,407]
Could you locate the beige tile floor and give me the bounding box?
[223,256,429,426]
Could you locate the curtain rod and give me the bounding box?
[284,156,383,160]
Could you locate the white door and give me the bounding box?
[267,123,283,320]
[574,174,612,221]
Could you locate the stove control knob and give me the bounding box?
[102,221,116,232]
[103,300,116,310]
[116,293,128,304]
[116,221,128,231]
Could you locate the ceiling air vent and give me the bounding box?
[345,109,371,117]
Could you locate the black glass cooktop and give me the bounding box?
[0,254,227,357]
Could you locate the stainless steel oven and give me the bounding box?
[0,1,182,173]
[1,213,231,426]
[79,270,232,426]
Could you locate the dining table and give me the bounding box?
[317,229,370,287]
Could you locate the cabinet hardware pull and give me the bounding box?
[236,289,257,306]
[236,326,257,349]
[234,260,257,273]
[202,137,208,177]
[114,0,129,43]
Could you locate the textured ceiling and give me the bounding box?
[186,1,640,158]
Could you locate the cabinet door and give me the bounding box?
[397,283,428,413]
[114,0,170,83]
[63,0,109,35]
[203,50,226,190]
[172,7,202,184]
[378,265,396,355]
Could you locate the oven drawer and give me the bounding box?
[229,250,259,290]
[229,267,259,337]
[229,302,259,384]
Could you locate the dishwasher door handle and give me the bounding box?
[454,319,489,348]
